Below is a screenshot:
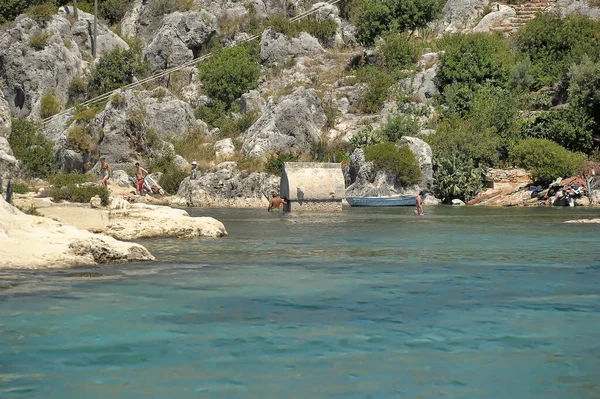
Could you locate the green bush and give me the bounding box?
[364,142,422,186]
[380,114,419,142]
[349,127,386,149]
[427,116,500,167]
[147,154,187,194]
[147,0,179,16]
[516,14,600,89]
[357,65,394,113]
[296,17,338,46]
[29,33,53,50]
[432,152,485,203]
[510,138,586,184]
[377,33,418,71]
[355,0,443,46]
[68,76,88,99]
[40,91,60,118]
[568,56,600,125]
[9,118,56,178]
[265,153,299,175]
[199,46,260,105]
[90,47,147,96]
[436,33,513,97]
[66,125,92,153]
[49,173,93,187]
[99,0,133,24]
[51,184,109,205]
[519,106,595,154]
[11,181,32,194]
[0,0,49,23]
[73,105,102,122]
[27,3,56,23]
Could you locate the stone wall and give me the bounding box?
[486,168,533,190]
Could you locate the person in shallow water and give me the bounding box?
[100,157,112,190]
[268,192,287,212]
[415,191,425,216]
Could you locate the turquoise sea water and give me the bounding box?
[1,206,599,398]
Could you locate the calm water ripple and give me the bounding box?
[1,206,599,398]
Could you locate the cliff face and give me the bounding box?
[1,0,598,205]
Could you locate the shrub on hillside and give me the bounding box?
[568,56,600,126]
[99,0,133,25]
[355,0,443,46]
[436,33,513,95]
[90,47,146,96]
[296,17,338,46]
[49,173,93,187]
[148,154,187,194]
[432,152,485,203]
[26,3,56,23]
[516,14,600,89]
[199,46,259,105]
[29,33,53,50]
[40,91,60,119]
[357,65,394,113]
[9,118,56,178]
[519,107,595,154]
[265,153,299,175]
[51,184,109,205]
[349,127,386,149]
[66,125,92,153]
[364,142,422,186]
[377,33,418,71]
[0,0,48,23]
[68,76,88,100]
[510,138,586,184]
[380,114,419,142]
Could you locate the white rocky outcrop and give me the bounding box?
[473,4,517,33]
[173,161,279,207]
[260,28,325,64]
[439,0,490,33]
[0,8,127,118]
[105,202,228,240]
[345,138,433,198]
[144,11,218,73]
[242,87,327,157]
[214,138,235,159]
[0,196,154,269]
[0,92,19,180]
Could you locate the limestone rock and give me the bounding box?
[403,53,439,103]
[452,199,466,206]
[120,0,143,39]
[214,138,235,159]
[473,4,517,33]
[60,7,129,56]
[243,87,326,157]
[143,88,198,138]
[552,0,600,19]
[0,14,84,118]
[0,195,154,268]
[111,169,133,188]
[174,162,279,207]
[144,11,218,73]
[105,203,228,239]
[260,28,325,64]
[399,136,433,188]
[0,138,19,181]
[0,91,10,139]
[439,0,490,33]
[90,195,102,208]
[239,90,266,115]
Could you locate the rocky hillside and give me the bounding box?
[1,0,599,204]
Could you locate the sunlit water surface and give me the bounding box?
[1,206,599,398]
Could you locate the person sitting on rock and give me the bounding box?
[135,162,148,195]
[268,191,287,212]
[100,157,112,190]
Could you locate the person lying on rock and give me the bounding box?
[135,162,148,195]
[100,157,112,190]
[268,192,287,212]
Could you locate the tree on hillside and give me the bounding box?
[355,0,444,46]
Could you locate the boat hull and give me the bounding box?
[346,195,417,207]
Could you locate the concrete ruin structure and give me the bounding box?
[279,162,345,212]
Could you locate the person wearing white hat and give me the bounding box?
[191,161,198,180]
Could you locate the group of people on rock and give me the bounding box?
[98,157,150,195]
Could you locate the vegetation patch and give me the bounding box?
[364,142,422,186]
[265,153,299,175]
[510,138,586,184]
[9,118,56,178]
[29,32,53,50]
[26,3,56,23]
[40,91,60,119]
[90,47,147,96]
